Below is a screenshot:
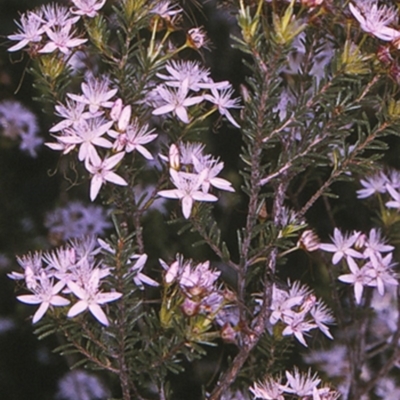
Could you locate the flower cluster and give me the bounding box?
[46,75,158,201]
[0,100,43,157]
[268,281,334,347]
[250,368,339,400]
[44,200,112,244]
[9,237,123,325]
[149,60,241,127]
[159,255,234,341]
[7,3,95,55]
[158,142,234,218]
[320,228,397,304]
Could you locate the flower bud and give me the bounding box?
[220,323,237,344]
[118,105,131,132]
[297,230,320,252]
[169,144,180,170]
[181,297,200,317]
[110,99,123,122]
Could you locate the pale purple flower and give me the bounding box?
[129,254,159,289]
[68,76,118,114]
[71,0,106,18]
[319,228,363,264]
[56,118,113,163]
[150,1,182,19]
[281,368,321,397]
[17,272,70,324]
[349,1,400,42]
[50,100,94,133]
[85,151,127,201]
[192,155,234,193]
[179,260,220,296]
[39,4,80,28]
[250,377,284,400]
[338,257,373,304]
[9,252,43,290]
[67,268,122,326]
[282,313,316,347]
[368,253,398,295]
[44,201,111,241]
[310,302,334,339]
[8,11,44,52]
[39,24,87,55]
[109,119,158,159]
[158,169,217,218]
[156,60,211,92]
[357,172,388,198]
[204,86,241,128]
[152,79,204,123]
[363,228,394,259]
[386,184,400,209]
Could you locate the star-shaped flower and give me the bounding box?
[158,169,217,218]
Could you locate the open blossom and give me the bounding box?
[349,1,400,42]
[85,151,128,201]
[39,4,80,28]
[68,76,118,114]
[71,0,106,18]
[158,169,217,219]
[204,86,241,128]
[338,257,373,304]
[250,377,284,400]
[8,11,44,52]
[55,118,113,163]
[356,171,388,198]
[129,254,159,289]
[17,272,70,324]
[152,79,204,123]
[319,228,363,264]
[192,156,235,193]
[386,184,400,209]
[109,118,158,159]
[39,24,87,55]
[67,268,122,326]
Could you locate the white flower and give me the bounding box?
[17,272,70,324]
[8,11,44,52]
[85,151,128,201]
[67,268,122,326]
[319,228,363,264]
[349,1,400,42]
[158,169,217,218]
